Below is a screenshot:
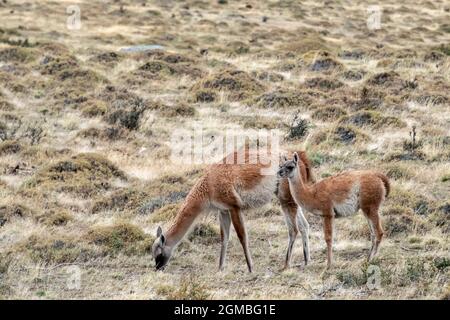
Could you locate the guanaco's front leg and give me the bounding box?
[219,210,231,271]
[281,204,298,270]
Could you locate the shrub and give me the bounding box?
[286,114,309,140]
[98,85,158,130]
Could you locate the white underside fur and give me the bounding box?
[236,174,278,209]
[332,183,361,217]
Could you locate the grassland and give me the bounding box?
[0,0,449,299]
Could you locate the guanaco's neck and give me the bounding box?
[288,164,314,207]
[165,179,208,247]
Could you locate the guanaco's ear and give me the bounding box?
[156,226,163,238]
[160,234,166,245]
[293,152,299,164]
[283,155,288,162]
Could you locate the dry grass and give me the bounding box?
[0,0,448,300]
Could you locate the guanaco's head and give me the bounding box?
[152,226,172,271]
[277,152,300,179]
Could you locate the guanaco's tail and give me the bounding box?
[377,173,390,198]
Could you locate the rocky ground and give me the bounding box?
[0,0,449,299]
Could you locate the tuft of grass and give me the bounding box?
[321,125,370,145]
[336,269,367,288]
[252,89,311,109]
[150,203,181,223]
[89,51,123,65]
[428,202,450,233]
[383,210,427,237]
[35,210,73,227]
[77,126,128,141]
[23,153,127,198]
[238,115,281,130]
[193,89,217,103]
[191,69,265,101]
[433,257,450,271]
[305,54,343,72]
[441,174,450,183]
[435,44,450,56]
[158,103,197,118]
[91,174,190,214]
[304,77,344,91]
[338,110,406,130]
[278,37,333,55]
[0,97,14,111]
[311,106,347,122]
[387,188,432,216]
[156,275,211,300]
[383,163,414,180]
[0,46,38,63]
[188,222,220,245]
[0,140,22,155]
[87,221,152,255]
[367,71,402,87]
[0,203,35,227]
[18,233,97,264]
[80,100,108,117]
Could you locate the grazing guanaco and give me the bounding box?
[277,152,390,268]
[152,149,315,272]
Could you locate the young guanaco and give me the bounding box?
[277,152,390,268]
[152,149,315,272]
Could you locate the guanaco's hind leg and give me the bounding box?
[364,207,384,261]
[323,213,334,269]
[230,207,253,273]
[219,210,231,271]
[281,204,299,270]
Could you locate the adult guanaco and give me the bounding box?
[277,152,390,268]
[152,149,315,272]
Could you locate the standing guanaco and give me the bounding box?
[277,152,390,268]
[152,149,315,272]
